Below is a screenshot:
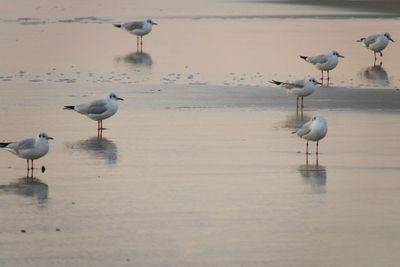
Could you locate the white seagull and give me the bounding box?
[0,132,53,173]
[64,92,124,131]
[300,51,344,81]
[357,32,394,60]
[113,18,157,49]
[295,116,328,155]
[269,76,321,108]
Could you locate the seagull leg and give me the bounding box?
[301,96,304,108]
[296,97,299,109]
[306,140,309,155]
[316,141,319,155]
[380,51,383,57]
[321,70,324,81]
[306,144,309,165]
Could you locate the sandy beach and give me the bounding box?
[1,1,400,266]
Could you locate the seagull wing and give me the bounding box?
[307,54,329,64]
[122,21,145,31]
[363,34,379,47]
[282,79,305,89]
[76,99,108,115]
[6,138,35,154]
[296,121,312,138]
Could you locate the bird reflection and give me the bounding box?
[65,136,118,164]
[281,112,312,131]
[115,51,153,68]
[359,63,389,87]
[298,164,327,194]
[0,177,48,203]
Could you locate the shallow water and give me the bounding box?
[1,1,400,266]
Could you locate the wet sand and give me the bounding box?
[1,1,400,266]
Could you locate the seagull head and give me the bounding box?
[146,19,158,25]
[305,76,322,85]
[38,132,54,140]
[107,92,124,101]
[331,51,344,58]
[384,32,394,42]
[312,116,327,124]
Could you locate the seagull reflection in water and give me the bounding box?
[115,51,153,68]
[0,177,48,203]
[359,63,389,87]
[281,112,312,131]
[298,164,327,194]
[65,136,118,164]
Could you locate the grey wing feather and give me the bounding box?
[284,80,305,89]
[122,21,144,31]
[309,54,328,64]
[363,34,379,47]
[297,121,312,137]
[13,138,35,150]
[76,99,108,115]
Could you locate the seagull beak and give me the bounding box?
[47,136,54,140]
[389,37,395,42]
[338,54,344,58]
[117,97,124,101]
[316,81,323,85]
[152,21,158,25]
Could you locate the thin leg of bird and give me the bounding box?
[301,97,304,108]
[306,148,309,165]
[316,141,319,155]
[306,140,309,155]
[327,71,330,81]
[380,51,383,57]
[296,97,299,109]
[321,70,324,81]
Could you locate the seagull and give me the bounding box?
[300,51,344,81]
[294,116,327,156]
[64,92,123,132]
[0,132,53,174]
[269,76,321,108]
[113,19,157,50]
[357,32,394,60]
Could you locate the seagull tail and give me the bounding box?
[0,142,11,148]
[299,55,308,61]
[356,38,365,43]
[269,80,282,86]
[291,131,297,134]
[63,105,75,110]
[113,24,122,28]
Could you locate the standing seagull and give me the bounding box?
[357,32,394,61]
[269,76,321,108]
[300,51,344,81]
[64,92,124,132]
[113,19,157,51]
[295,116,328,157]
[0,132,53,176]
